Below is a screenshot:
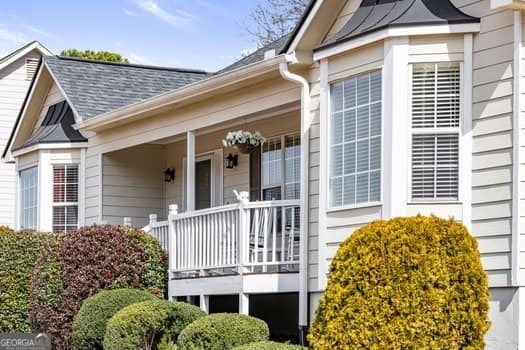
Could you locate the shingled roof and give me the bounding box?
[317,0,479,51]
[44,56,211,120]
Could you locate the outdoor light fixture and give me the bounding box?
[164,168,175,182]
[225,153,238,169]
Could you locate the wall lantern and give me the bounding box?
[164,168,175,183]
[225,153,238,169]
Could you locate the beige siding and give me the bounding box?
[521,13,525,276]
[84,153,100,225]
[102,144,165,227]
[0,51,40,227]
[32,81,64,133]
[324,0,360,41]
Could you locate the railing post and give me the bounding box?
[169,204,178,216]
[167,204,179,299]
[149,213,157,226]
[123,217,132,226]
[237,191,250,275]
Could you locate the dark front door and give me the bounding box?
[195,159,212,210]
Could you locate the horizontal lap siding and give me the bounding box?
[102,144,164,227]
[521,13,525,279]
[0,53,38,227]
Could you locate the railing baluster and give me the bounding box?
[281,207,286,263]
[262,207,269,271]
[290,207,296,262]
[272,207,277,263]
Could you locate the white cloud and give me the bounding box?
[126,51,154,65]
[123,8,139,17]
[135,0,195,27]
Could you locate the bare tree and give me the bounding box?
[244,0,309,49]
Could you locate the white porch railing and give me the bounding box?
[146,192,301,277]
[142,214,169,252]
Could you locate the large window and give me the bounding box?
[411,63,460,200]
[19,167,38,230]
[53,165,79,232]
[261,134,300,200]
[329,70,382,208]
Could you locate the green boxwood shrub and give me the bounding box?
[308,216,490,349]
[232,341,306,349]
[72,288,157,350]
[0,227,54,332]
[29,224,167,350]
[177,313,269,350]
[104,299,205,350]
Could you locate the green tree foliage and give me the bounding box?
[103,299,205,350]
[177,313,269,350]
[232,341,306,349]
[29,225,167,350]
[72,288,157,350]
[0,227,54,332]
[60,49,129,63]
[308,216,490,349]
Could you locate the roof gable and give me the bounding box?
[0,41,52,71]
[44,56,211,120]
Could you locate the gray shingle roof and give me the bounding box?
[317,0,479,51]
[44,56,211,120]
[15,100,86,151]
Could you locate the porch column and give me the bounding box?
[239,293,249,315]
[186,130,195,211]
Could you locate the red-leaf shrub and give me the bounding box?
[29,225,167,350]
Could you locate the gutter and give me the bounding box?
[279,58,310,345]
[74,55,287,133]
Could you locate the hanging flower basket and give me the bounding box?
[222,130,265,154]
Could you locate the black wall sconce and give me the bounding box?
[164,168,175,182]
[225,153,238,169]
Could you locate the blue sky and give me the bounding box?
[0,0,259,71]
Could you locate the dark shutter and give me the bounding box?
[249,146,261,201]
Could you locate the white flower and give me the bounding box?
[222,130,266,147]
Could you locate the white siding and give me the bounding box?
[32,81,64,133]
[0,50,41,227]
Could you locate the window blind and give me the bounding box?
[53,165,78,232]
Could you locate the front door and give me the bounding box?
[195,159,212,210]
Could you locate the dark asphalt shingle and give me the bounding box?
[45,56,211,120]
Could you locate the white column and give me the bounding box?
[382,37,409,219]
[186,131,195,212]
[239,293,249,315]
[200,295,209,314]
[78,148,86,227]
[38,150,53,232]
[461,34,473,233]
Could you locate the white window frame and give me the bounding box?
[327,69,383,210]
[261,133,301,201]
[19,166,38,230]
[52,164,79,232]
[408,62,463,203]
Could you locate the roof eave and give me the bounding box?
[313,22,481,61]
[0,41,52,71]
[74,54,288,133]
[491,0,525,8]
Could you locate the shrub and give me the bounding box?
[232,341,306,349]
[177,313,269,350]
[72,288,157,350]
[29,224,167,350]
[308,216,490,349]
[0,228,54,332]
[104,299,205,350]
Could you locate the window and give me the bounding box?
[53,165,79,232]
[261,134,300,200]
[19,167,38,230]
[329,70,382,208]
[411,63,460,200]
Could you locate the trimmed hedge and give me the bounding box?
[29,225,167,350]
[72,288,157,350]
[308,216,490,349]
[177,313,269,350]
[0,227,54,332]
[104,299,205,350]
[232,341,306,349]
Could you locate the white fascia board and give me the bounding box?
[0,42,52,71]
[313,23,481,61]
[491,0,525,9]
[287,0,324,52]
[11,143,88,158]
[74,55,287,133]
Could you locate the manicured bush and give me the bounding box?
[104,299,205,350]
[308,216,490,349]
[232,341,306,349]
[29,224,167,350]
[72,288,157,350]
[177,313,269,350]
[0,227,54,332]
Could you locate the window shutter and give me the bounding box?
[249,147,261,201]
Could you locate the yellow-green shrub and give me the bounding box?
[308,216,490,349]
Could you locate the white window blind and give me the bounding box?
[19,167,38,230]
[411,63,460,200]
[329,70,382,207]
[53,165,78,232]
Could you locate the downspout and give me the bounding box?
[279,59,310,345]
